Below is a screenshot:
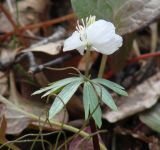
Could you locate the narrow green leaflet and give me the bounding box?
[92,78,125,89]
[93,83,117,110]
[84,82,102,128]
[139,103,160,133]
[32,77,81,95]
[41,86,63,98]
[49,80,83,119]
[83,82,91,120]
[92,78,128,96]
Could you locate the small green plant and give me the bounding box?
[33,15,128,149]
[33,16,127,127]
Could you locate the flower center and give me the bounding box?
[76,16,96,49]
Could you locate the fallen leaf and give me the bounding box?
[0,104,29,134]
[0,72,68,134]
[139,102,160,133]
[103,72,160,123]
[1,104,29,134]
[114,126,157,143]
[0,112,21,149]
[0,72,7,95]
[23,41,63,55]
[18,0,48,13]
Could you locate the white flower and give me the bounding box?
[63,16,123,55]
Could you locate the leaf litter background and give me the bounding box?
[0,0,160,149]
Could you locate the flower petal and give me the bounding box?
[63,31,85,54]
[92,34,123,55]
[86,20,116,45]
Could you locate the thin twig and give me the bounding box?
[0,4,28,46]
[0,13,75,40]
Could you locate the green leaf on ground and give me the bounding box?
[139,103,160,133]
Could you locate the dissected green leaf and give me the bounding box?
[92,78,128,96]
[41,86,63,98]
[92,78,125,89]
[71,0,160,35]
[84,82,102,128]
[93,83,117,110]
[49,80,83,119]
[0,72,68,134]
[83,82,90,120]
[32,77,81,95]
[139,103,160,133]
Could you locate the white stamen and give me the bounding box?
[76,16,96,47]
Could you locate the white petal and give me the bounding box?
[86,20,116,45]
[63,31,85,54]
[77,47,85,55]
[92,34,123,55]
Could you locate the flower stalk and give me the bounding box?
[85,49,91,77]
[84,48,101,150]
[98,55,108,78]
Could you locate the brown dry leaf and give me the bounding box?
[24,41,63,55]
[9,72,68,122]
[103,72,160,123]
[0,12,13,32]
[17,0,49,33]
[0,48,16,65]
[0,49,17,95]
[114,126,158,143]
[116,0,160,35]
[18,0,48,13]
[5,109,29,134]
[0,0,48,33]
[0,72,7,95]
[0,104,29,134]
[0,112,21,150]
[0,72,68,134]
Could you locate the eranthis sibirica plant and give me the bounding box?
[63,16,123,55]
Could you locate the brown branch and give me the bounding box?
[0,4,28,46]
[0,13,75,41]
[0,4,17,29]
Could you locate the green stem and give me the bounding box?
[85,50,91,77]
[11,106,106,150]
[84,49,102,150]
[0,94,107,150]
[35,117,106,150]
[98,55,108,78]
